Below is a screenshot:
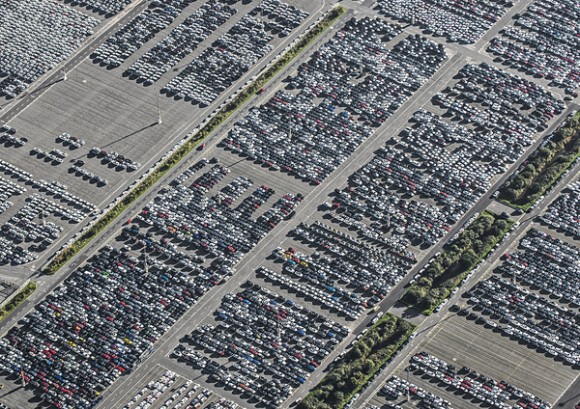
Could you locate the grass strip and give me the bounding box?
[297,314,415,409]
[0,282,37,322]
[498,111,580,211]
[402,211,514,315]
[44,6,346,274]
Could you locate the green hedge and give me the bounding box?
[402,211,514,315]
[298,314,415,409]
[44,6,346,275]
[498,111,580,211]
[0,282,37,322]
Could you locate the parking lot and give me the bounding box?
[376,0,514,44]
[0,0,322,275]
[0,1,578,409]
[0,0,100,99]
[363,201,580,409]
[223,17,447,184]
[119,364,242,409]
[538,179,580,240]
[485,0,579,96]
[365,313,578,409]
[0,146,315,408]
[171,281,349,407]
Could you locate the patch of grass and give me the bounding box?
[0,282,37,322]
[402,211,514,315]
[297,314,415,409]
[498,111,580,211]
[44,6,346,275]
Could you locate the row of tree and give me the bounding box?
[0,282,36,321]
[402,212,513,314]
[298,314,415,409]
[499,112,580,209]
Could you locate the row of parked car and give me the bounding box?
[89,147,142,172]
[251,0,309,37]
[0,241,214,409]
[162,15,275,105]
[377,0,512,44]
[205,399,242,409]
[125,0,237,86]
[438,62,564,134]
[68,164,109,188]
[539,180,580,239]
[173,283,349,407]
[66,0,132,16]
[136,161,302,276]
[56,132,86,149]
[487,0,579,95]
[0,132,27,148]
[0,159,34,184]
[282,222,414,315]
[381,375,451,409]
[222,17,447,184]
[497,228,580,307]
[33,180,97,215]
[0,0,99,98]
[464,275,580,367]
[122,369,237,409]
[92,0,196,68]
[30,146,68,165]
[406,352,551,408]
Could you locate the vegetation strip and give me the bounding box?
[297,314,415,409]
[0,282,37,322]
[44,6,346,274]
[402,211,514,315]
[498,111,580,211]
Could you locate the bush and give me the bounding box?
[298,314,415,409]
[402,211,514,315]
[498,111,580,210]
[0,282,37,321]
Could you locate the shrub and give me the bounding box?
[402,211,514,314]
[298,314,415,409]
[498,111,580,210]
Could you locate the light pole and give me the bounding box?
[406,363,410,402]
[157,93,163,125]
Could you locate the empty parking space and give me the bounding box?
[381,314,578,407]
